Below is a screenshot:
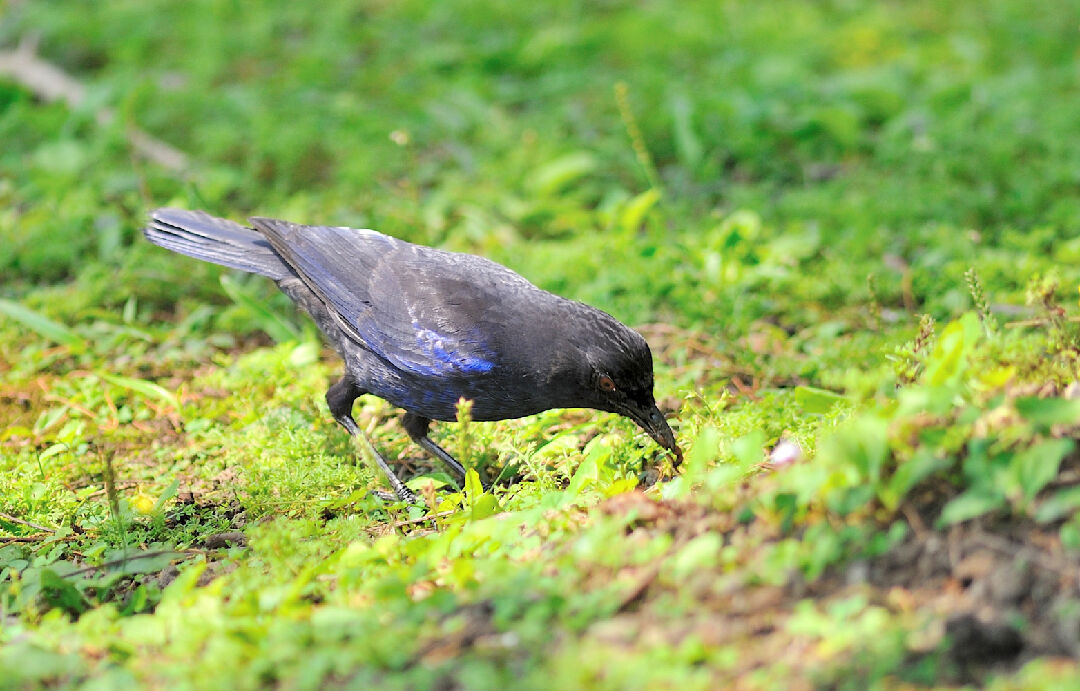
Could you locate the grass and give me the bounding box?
[3,0,1080,687]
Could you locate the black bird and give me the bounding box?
[145,209,681,502]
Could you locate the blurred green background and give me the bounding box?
[4,0,1079,337]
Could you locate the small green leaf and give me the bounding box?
[669,93,702,171]
[0,298,87,352]
[527,152,596,195]
[110,552,183,577]
[0,425,33,441]
[923,312,981,386]
[1035,485,1080,524]
[685,426,720,479]
[773,492,798,533]
[731,429,767,467]
[670,533,721,579]
[122,584,151,615]
[828,484,876,517]
[1012,438,1073,502]
[1015,397,1080,427]
[532,433,580,460]
[405,475,453,492]
[619,188,662,233]
[470,493,500,520]
[880,450,949,511]
[603,477,638,497]
[462,469,499,519]
[152,478,181,513]
[464,468,484,506]
[99,373,179,409]
[39,443,68,461]
[122,296,138,324]
[566,441,611,498]
[938,488,1006,526]
[817,417,889,483]
[34,406,68,435]
[793,386,846,414]
[38,568,89,616]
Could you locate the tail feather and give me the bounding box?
[144,208,292,280]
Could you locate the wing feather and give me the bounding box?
[250,217,506,377]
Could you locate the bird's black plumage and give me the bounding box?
[145,208,681,501]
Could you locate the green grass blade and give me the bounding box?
[99,373,179,409]
[219,274,301,344]
[0,298,87,352]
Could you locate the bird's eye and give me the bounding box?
[598,375,616,392]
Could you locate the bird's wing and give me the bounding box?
[250,217,517,377]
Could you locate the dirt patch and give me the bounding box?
[0,383,47,440]
[858,519,1080,670]
[636,323,807,395]
[579,493,1080,685]
[166,489,248,531]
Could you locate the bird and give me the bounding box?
[144,208,682,503]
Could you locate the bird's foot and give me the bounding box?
[369,487,422,505]
[338,415,424,506]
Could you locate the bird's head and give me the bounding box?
[563,312,682,466]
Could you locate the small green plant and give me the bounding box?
[866,273,882,331]
[965,267,998,335]
[615,81,662,192]
[1026,274,1074,353]
[891,314,936,385]
[455,396,475,473]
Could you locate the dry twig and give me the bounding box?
[0,512,53,533]
[0,35,189,172]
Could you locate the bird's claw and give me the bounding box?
[369,487,423,506]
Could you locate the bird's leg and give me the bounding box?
[401,412,482,487]
[327,377,418,504]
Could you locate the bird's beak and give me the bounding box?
[628,404,683,466]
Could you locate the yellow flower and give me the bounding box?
[131,489,155,515]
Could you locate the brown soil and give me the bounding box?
[578,492,1078,686]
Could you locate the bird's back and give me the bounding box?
[146,209,587,421]
[249,217,573,420]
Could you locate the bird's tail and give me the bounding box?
[144,208,292,281]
